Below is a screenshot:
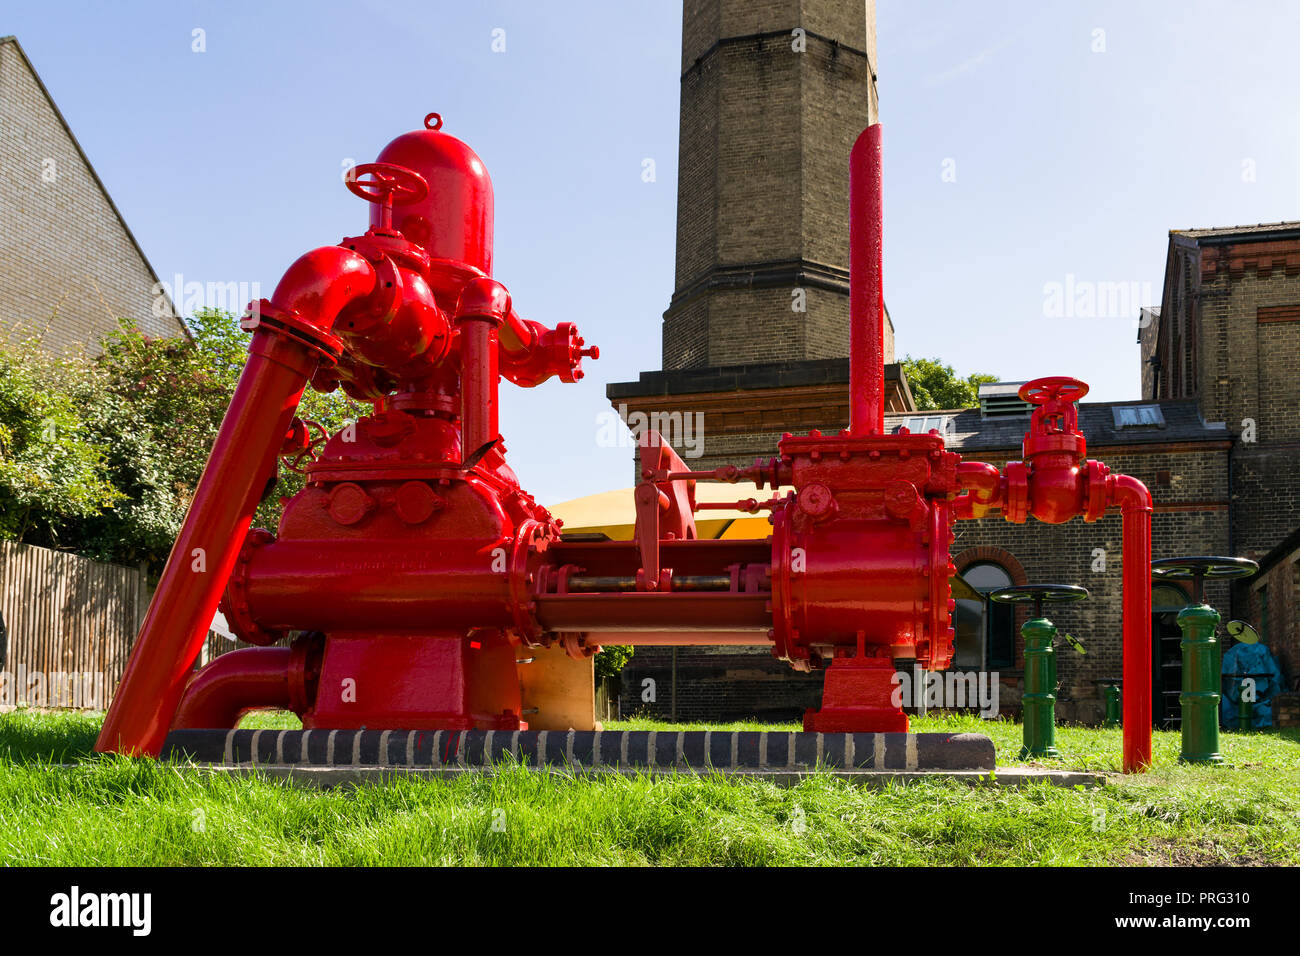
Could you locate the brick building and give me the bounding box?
[1141,223,1300,718]
[0,35,182,355]
[609,3,1300,727]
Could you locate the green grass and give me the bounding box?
[1,708,1296,865]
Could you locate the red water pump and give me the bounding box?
[96,118,1154,771]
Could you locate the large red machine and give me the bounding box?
[96,116,1154,771]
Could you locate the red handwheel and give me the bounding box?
[344,162,429,231]
[1019,376,1089,405]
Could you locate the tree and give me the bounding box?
[0,342,121,544]
[593,644,634,680]
[0,309,366,571]
[901,356,998,411]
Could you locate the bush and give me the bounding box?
[594,644,634,680]
[0,310,365,571]
[0,342,122,544]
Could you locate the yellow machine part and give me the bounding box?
[528,484,774,729]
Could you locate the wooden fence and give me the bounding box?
[0,540,149,708]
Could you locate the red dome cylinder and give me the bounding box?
[372,115,494,275]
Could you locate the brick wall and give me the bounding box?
[1190,237,1300,559]
[621,644,824,722]
[0,37,181,357]
[948,444,1231,723]
[1240,536,1300,693]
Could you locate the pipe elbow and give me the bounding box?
[1109,473,1152,513]
[953,461,1003,520]
[265,246,379,335]
[172,647,294,730]
[454,276,512,324]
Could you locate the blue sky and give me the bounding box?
[7,1,1299,504]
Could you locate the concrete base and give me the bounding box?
[165,763,1105,789]
[162,728,997,773]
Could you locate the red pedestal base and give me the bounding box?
[804,653,909,733]
[304,631,525,731]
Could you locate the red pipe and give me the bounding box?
[954,461,1004,520]
[95,247,378,756]
[849,124,885,436]
[1111,473,1153,772]
[172,648,294,730]
[455,277,509,454]
[582,631,770,646]
[265,246,379,321]
[498,306,537,358]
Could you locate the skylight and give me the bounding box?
[1113,405,1165,429]
[896,415,952,435]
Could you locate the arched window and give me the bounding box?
[952,562,1016,670]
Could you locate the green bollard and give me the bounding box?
[1238,681,1254,732]
[1103,683,1122,729]
[1177,603,1223,764]
[1020,616,1059,759]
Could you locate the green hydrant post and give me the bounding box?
[1178,603,1223,764]
[1020,616,1059,759]
[1103,683,1122,728]
[1238,679,1254,732]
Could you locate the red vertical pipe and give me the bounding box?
[455,277,510,455]
[1114,475,1153,772]
[460,317,500,453]
[95,331,317,755]
[849,124,885,436]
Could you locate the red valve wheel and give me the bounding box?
[345,162,429,207]
[1019,376,1089,406]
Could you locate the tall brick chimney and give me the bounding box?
[609,0,910,474]
[667,0,886,368]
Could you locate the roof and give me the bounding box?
[608,358,907,399]
[0,35,182,334]
[888,398,1230,453]
[1255,523,1300,576]
[1171,221,1300,243]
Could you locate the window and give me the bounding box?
[895,415,952,436]
[952,562,1016,670]
[1113,405,1166,429]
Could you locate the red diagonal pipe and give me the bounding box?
[95,247,377,756]
[849,124,884,436]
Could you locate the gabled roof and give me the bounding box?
[0,35,181,334]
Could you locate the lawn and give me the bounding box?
[0,709,1296,866]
